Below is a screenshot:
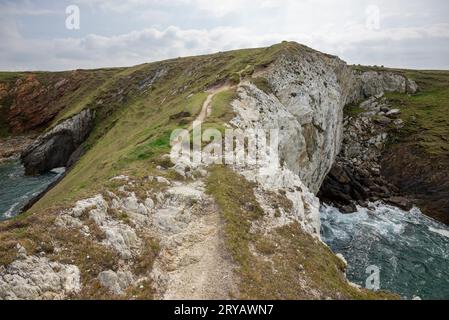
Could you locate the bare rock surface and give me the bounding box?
[0,245,80,300]
[319,85,417,212]
[0,135,35,163]
[351,70,418,99]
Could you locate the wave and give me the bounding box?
[321,201,449,300]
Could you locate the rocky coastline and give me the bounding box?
[0,135,35,164]
[319,89,417,213]
[1,42,447,300]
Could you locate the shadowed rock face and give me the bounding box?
[21,109,94,175]
[382,144,449,225]
[318,71,419,213]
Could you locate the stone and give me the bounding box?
[0,251,81,300]
[341,203,358,213]
[110,175,130,182]
[374,115,392,126]
[406,79,419,94]
[336,253,348,270]
[16,244,28,260]
[121,193,149,215]
[386,109,401,117]
[358,71,410,97]
[70,195,107,218]
[393,119,404,127]
[386,196,413,211]
[144,197,155,209]
[156,177,171,185]
[360,97,378,110]
[98,270,134,295]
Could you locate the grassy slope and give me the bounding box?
[206,166,397,300]
[0,42,399,299]
[385,70,449,156]
[31,44,289,211]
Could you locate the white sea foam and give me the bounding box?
[320,201,449,300]
[429,227,449,239]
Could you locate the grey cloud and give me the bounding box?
[0,0,448,70]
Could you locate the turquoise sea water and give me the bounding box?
[0,160,62,220]
[321,203,449,300]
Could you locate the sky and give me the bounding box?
[0,0,448,71]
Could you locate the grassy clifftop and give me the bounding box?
[29,43,296,210]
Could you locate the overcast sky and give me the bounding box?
[1,0,448,71]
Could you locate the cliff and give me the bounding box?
[0,42,417,300]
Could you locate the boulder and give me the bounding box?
[386,109,401,118]
[360,71,410,97]
[374,115,392,126]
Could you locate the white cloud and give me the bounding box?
[0,0,56,16]
[0,0,448,70]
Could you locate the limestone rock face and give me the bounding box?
[254,48,355,193]
[21,109,94,175]
[243,51,418,195]
[229,46,419,228]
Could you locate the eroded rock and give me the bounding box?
[0,245,81,300]
[21,109,94,175]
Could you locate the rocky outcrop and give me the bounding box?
[51,173,239,299]
[229,83,322,235]
[0,245,80,300]
[382,144,449,225]
[349,70,418,103]
[21,109,94,175]
[224,48,420,227]
[319,93,415,212]
[253,46,355,194]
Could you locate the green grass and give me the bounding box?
[206,166,264,268]
[28,42,301,210]
[0,72,23,83]
[385,70,449,156]
[184,92,208,117]
[210,88,237,122]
